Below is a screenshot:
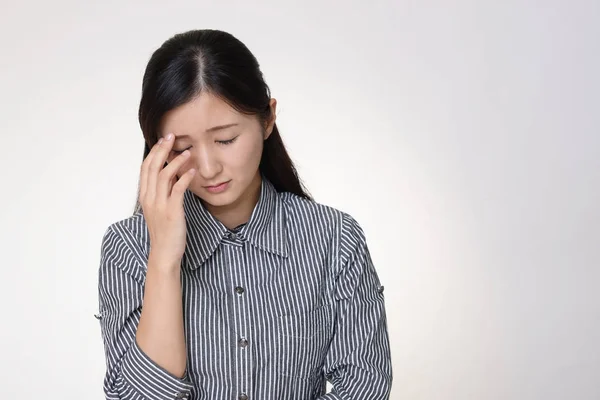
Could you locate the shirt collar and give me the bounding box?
[182,175,288,270]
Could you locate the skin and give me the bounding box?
[159,92,277,229]
[135,92,277,378]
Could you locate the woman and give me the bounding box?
[97,29,392,400]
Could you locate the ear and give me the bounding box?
[263,98,277,140]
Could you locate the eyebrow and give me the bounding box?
[170,123,239,139]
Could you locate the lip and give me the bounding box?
[204,180,231,193]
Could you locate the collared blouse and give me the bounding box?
[97,176,392,400]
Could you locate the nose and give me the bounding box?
[194,145,222,180]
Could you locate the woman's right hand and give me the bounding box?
[139,132,196,269]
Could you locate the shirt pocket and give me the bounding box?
[277,304,333,379]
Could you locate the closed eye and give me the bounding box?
[172,136,238,154]
[172,147,191,154]
[217,136,238,145]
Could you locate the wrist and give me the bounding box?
[147,251,182,273]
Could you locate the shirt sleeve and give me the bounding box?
[97,225,194,400]
[316,215,393,400]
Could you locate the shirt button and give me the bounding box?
[238,338,249,348]
[175,392,189,399]
[227,232,237,240]
[239,394,248,400]
[235,286,245,295]
[377,285,385,293]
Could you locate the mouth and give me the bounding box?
[203,180,231,193]
[204,180,230,188]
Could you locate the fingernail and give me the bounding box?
[166,133,173,140]
[158,138,163,144]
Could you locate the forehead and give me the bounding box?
[159,92,245,137]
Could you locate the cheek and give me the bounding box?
[227,136,263,169]
[171,135,263,176]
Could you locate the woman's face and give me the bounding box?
[159,92,276,209]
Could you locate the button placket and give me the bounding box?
[231,240,250,400]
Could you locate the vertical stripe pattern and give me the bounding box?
[97,176,392,400]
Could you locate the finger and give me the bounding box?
[170,167,196,204]
[147,133,175,203]
[139,138,162,202]
[168,172,177,195]
[157,149,192,201]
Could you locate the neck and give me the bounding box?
[204,173,262,230]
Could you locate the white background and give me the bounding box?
[1,0,598,399]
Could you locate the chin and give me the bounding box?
[189,186,234,208]
[202,194,233,207]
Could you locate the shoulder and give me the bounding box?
[99,212,150,275]
[101,212,148,248]
[279,191,345,222]
[279,191,367,258]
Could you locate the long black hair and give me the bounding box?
[133,29,312,214]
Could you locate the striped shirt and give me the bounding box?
[97,176,393,400]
